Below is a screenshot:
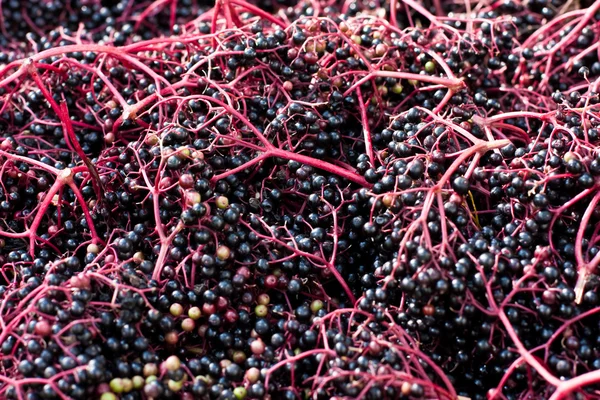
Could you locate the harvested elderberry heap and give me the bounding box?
[1,0,600,399]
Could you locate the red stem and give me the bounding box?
[574,192,600,303]
[538,1,600,57]
[550,370,600,400]
[356,87,375,167]
[28,65,103,200]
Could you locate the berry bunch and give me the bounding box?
[1,1,600,399]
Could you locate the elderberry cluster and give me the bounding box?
[2,1,600,400]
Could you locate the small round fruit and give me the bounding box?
[165,356,181,371]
